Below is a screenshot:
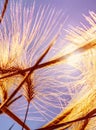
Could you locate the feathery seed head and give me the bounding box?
[0,1,72,129]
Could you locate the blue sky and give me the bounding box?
[34,0,96,26]
[0,0,96,130]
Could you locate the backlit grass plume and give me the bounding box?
[1,0,90,129]
[1,0,96,129]
[41,11,96,130]
[0,0,72,129]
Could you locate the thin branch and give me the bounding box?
[0,0,8,23]
[8,124,15,130]
[22,102,30,130]
[7,95,22,106]
[1,106,30,130]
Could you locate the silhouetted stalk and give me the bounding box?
[8,123,15,130]
[7,95,22,106]
[0,0,8,23]
[22,102,30,130]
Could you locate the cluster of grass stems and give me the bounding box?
[0,0,96,130]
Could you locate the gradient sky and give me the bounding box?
[0,0,96,130]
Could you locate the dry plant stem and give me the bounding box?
[0,39,96,80]
[0,0,8,23]
[1,106,30,130]
[22,102,30,130]
[0,41,54,113]
[7,95,22,107]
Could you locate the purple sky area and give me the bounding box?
[33,0,96,26]
[0,0,96,130]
